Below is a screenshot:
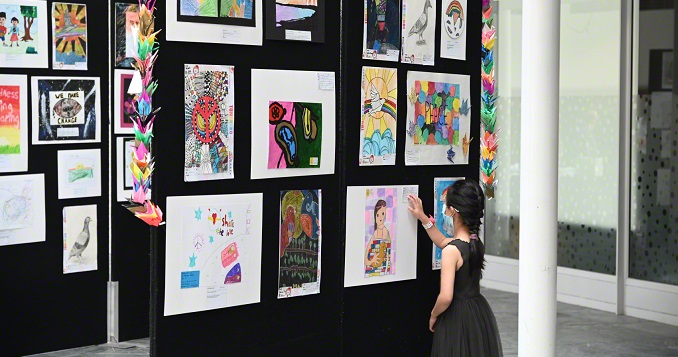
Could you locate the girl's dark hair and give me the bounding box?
[373,199,387,230]
[446,179,486,275]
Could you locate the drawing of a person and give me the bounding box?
[0,12,7,47]
[372,0,389,45]
[365,199,391,274]
[124,8,140,57]
[8,17,19,47]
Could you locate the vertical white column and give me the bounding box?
[518,0,560,356]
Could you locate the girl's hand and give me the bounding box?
[429,314,437,332]
[407,195,426,221]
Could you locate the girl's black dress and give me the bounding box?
[431,239,503,357]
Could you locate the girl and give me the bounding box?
[364,199,391,275]
[9,17,19,47]
[408,179,502,356]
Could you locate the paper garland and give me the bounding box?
[480,0,498,199]
[124,0,162,226]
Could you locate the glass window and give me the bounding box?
[485,0,621,275]
[629,2,677,285]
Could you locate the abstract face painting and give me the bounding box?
[267,101,322,169]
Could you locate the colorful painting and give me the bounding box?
[268,101,322,169]
[432,177,462,270]
[181,204,250,289]
[401,0,436,65]
[266,0,324,42]
[32,77,101,144]
[360,67,397,166]
[113,69,136,134]
[52,3,87,70]
[178,0,255,26]
[0,75,27,173]
[0,84,21,155]
[184,64,235,182]
[114,3,138,68]
[362,0,400,61]
[63,204,97,274]
[0,0,48,68]
[412,80,462,147]
[165,194,262,315]
[405,71,470,165]
[364,187,396,277]
[440,0,466,60]
[278,189,321,298]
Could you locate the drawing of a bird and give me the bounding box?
[367,84,386,114]
[407,0,433,45]
[69,217,92,261]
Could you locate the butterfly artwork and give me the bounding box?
[446,147,456,163]
[459,98,470,116]
[462,134,472,156]
[406,120,417,137]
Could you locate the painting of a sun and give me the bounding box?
[52,3,87,69]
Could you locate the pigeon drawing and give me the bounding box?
[407,0,433,45]
[69,217,92,261]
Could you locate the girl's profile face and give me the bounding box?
[375,206,386,226]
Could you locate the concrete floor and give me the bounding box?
[30,288,678,356]
[486,289,678,357]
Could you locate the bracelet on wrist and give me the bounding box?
[422,221,434,229]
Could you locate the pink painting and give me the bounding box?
[364,187,396,277]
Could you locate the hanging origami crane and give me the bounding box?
[480,3,499,199]
[124,0,163,227]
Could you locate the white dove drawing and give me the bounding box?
[69,217,92,262]
[407,0,433,45]
[367,84,386,115]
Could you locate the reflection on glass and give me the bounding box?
[629,3,677,286]
[484,0,620,274]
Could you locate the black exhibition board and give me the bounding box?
[150,1,343,355]
[341,0,482,354]
[108,0,152,343]
[0,1,110,355]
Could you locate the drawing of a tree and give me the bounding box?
[20,6,37,42]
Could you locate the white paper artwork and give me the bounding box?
[164,193,263,316]
[57,148,101,199]
[0,173,45,247]
[0,0,49,68]
[184,64,235,182]
[0,74,28,173]
[63,204,97,274]
[166,0,263,46]
[31,76,102,145]
[344,185,418,287]
[405,71,471,166]
[440,0,466,60]
[401,0,436,66]
[116,136,134,202]
[250,69,336,180]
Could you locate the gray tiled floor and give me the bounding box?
[31,288,678,356]
[28,339,149,357]
[485,289,678,357]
